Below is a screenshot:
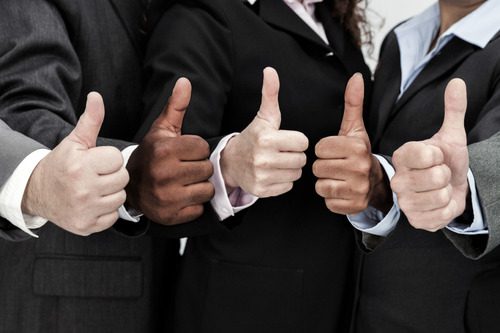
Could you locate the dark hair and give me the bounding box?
[331,0,372,49]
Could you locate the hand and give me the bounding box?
[22,93,129,236]
[220,67,309,197]
[391,79,469,232]
[126,78,214,225]
[313,73,391,215]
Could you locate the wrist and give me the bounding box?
[220,136,239,190]
[368,156,392,213]
[21,160,45,218]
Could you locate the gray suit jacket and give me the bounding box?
[0,120,44,241]
[445,131,500,259]
[0,1,181,332]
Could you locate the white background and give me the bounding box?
[363,0,436,70]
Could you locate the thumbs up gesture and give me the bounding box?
[219,67,309,197]
[313,74,390,215]
[22,92,129,236]
[391,79,469,231]
[126,78,215,225]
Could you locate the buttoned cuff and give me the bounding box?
[446,168,488,235]
[347,154,401,237]
[0,149,51,237]
[119,145,142,222]
[210,133,258,221]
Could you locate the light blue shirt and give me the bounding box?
[348,0,500,237]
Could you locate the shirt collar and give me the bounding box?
[396,0,500,50]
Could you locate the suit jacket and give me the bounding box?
[354,30,500,333]
[0,120,44,241]
[142,0,371,332]
[0,1,180,332]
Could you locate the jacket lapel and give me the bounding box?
[370,32,402,145]
[108,0,146,57]
[315,3,368,76]
[258,0,332,54]
[392,37,476,117]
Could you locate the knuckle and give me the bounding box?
[257,133,273,148]
[390,176,403,193]
[392,148,404,168]
[152,141,167,158]
[253,155,269,169]
[437,188,451,206]
[312,160,323,177]
[299,153,307,167]
[353,140,369,156]
[357,181,370,196]
[117,190,127,206]
[440,206,454,222]
[292,169,302,181]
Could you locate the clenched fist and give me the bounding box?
[313,73,391,215]
[126,78,215,225]
[22,93,129,236]
[391,79,469,232]
[220,67,309,197]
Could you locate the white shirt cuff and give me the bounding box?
[446,168,488,235]
[347,154,401,237]
[0,149,51,237]
[210,133,258,221]
[119,145,142,222]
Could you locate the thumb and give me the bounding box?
[437,78,467,142]
[339,73,366,136]
[256,67,281,129]
[69,92,105,148]
[153,77,192,137]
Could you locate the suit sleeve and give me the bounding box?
[139,1,233,143]
[137,1,234,238]
[0,0,129,150]
[444,132,500,259]
[0,121,45,241]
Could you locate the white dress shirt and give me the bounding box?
[348,0,500,237]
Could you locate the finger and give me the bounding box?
[181,182,215,207]
[260,152,307,169]
[256,67,281,129]
[154,160,214,186]
[168,205,205,225]
[392,142,444,170]
[98,168,130,196]
[390,165,451,193]
[86,146,124,175]
[95,211,120,230]
[313,158,371,182]
[406,200,459,231]
[153,77,192,137]
[263,168,303,185]
[398,185,452,212]
[438,78,467,141]
[274,130,309,152]
[315,179,370,200]
[259,182,294,198]
[339,73,366,136]
[69,92,105,148]
[171,135,211,161]
[315,136,368,159]
[324,198,364,215]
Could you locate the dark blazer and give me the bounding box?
[142,0,371,332]
[0,121,45,241]
[354,30,500,333]
[0,1,179,332]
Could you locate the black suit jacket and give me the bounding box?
[354,30,500,333]
[142,0,371,332]
[0,1,180,331]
